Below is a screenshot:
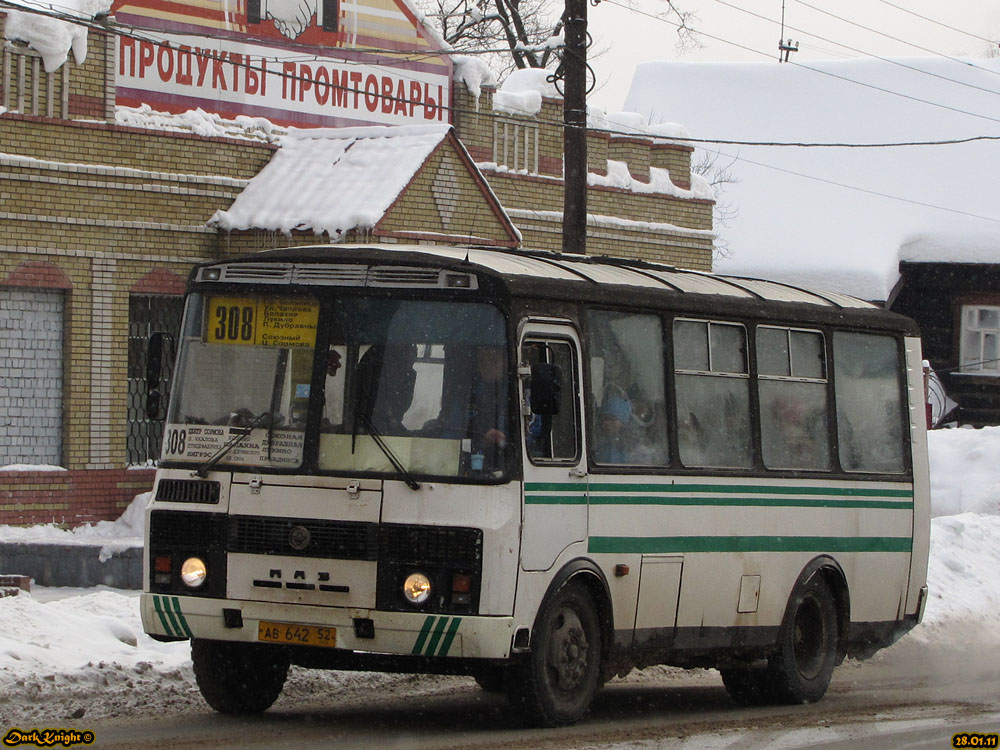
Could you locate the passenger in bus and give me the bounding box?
[427,345,507,470]
[355,344,417,435]
[320,346,345,432]
[595,394,632,464]
[470,345,508,449]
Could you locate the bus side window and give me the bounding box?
[757,326,831,471]
[833,332,906,473]
[674,319,752,469]
[585,310,669,468]
[523,340,579,462]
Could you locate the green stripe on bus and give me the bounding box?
[159,595,183,636]
[424,617,451,657]
[170,596,194,637]
[152,595,174,637]
[437,617,462,657]
[586,483,913,498]
[588,535,913,554]
[412,616,436,655]
[583,495,912,510]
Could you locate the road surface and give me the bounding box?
[78,638,1000,750]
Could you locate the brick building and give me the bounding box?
[1,10,714,526]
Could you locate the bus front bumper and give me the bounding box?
[141,593,515,660]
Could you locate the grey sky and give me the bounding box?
[588,0,1000,111]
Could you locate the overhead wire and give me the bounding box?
[710,0,1000,99]
[876,0,998,47]
[610,0,1000,127]
[792,0,1000,80]
[698,145,1000,224]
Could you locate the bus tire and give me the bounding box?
[191,638,289,714]
[767,575,839,704]
[507,581,602,727]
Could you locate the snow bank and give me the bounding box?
[0,492,148,559]
[927,426,1000,517]
[911,512,1000,647]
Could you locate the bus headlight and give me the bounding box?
[180,557,208,588]
[402,572,432,605]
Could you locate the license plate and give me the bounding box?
[258,621,336,647]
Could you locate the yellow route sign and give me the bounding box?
[206,296,318,348]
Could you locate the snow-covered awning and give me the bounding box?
[210,123,519,246]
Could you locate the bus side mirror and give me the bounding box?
[145,331,171,420]
[529,363,561,416]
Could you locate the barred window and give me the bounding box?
[127,295,183,466]
[493,119,539,174]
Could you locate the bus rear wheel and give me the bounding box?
[767,575,839,704]
[191,639,290,714]
[507,581,602,727]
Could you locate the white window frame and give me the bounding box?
[959,304,1000,375]
[492,118,539,174]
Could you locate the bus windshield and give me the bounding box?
[162,293,321,469]
[319,297,508,480]
[162,292,509,480]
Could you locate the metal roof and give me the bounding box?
[199,244,883,313]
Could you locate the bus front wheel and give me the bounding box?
[508,581,603,727]
[191,638,289,714]
[767,575,839,704]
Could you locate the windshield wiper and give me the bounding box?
[193,411,273,478]
[353,410,420,491]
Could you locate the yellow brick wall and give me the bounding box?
[378,145,514,245]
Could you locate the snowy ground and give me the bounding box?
[2,427,1000,727]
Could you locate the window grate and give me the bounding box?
[127,295,183,466]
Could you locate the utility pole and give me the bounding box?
[561,0,588,254]
[778,0,798,62]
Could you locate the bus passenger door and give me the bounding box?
[519,326,588,571]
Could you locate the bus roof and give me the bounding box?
[194,244,919,334]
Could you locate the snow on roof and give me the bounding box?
[589,160,713,201]
[492,68,561,116]
[624,58,1000,298]
[210,124,453,236]
[452,55,498,101]
[900,230,1000,264]
[2,0,110,72]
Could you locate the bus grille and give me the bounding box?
[149,510,227,550]
[148,513,480,565]
[155,479,221,504]
[378,524,482,566]
[230,516,378,560]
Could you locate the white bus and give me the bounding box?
[141,244,930,726]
